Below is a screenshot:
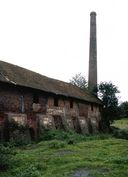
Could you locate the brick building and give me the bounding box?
[0,60,102,140]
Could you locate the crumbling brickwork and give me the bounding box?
[0,82,102,141]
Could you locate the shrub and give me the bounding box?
[16,164,41,177]
[0,143,15,170]
[39,129,111,144]
[112,156,128,164]
[40,129,84,142]
[8,120,31,146]
[48,140,66,149]
[111,126,128,140]
[10,130,31,146]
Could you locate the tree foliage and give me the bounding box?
[118,101,128,118]
[69,73,87,90]
[98,82,120,128]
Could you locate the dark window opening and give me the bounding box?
[70,100,73,108]
[54,97,58,106]
[53,115,65,130]
[91,104,93,111]
[33,94,39,103]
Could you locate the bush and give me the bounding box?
[39,129,111,144]
[16,164,41,177]
[111,126,128,140]
[40,129,83,141]
[8,120,31,146]
[112,156,128,164]
[10,130,31,146]
[0,143,15,170]
[48,140,66,149]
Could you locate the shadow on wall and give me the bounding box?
[29,127,35,141]
[72,117,82,133]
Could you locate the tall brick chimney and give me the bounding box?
[88,12,97,96]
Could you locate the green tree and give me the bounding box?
[119,101,128,118]
[98,81,120,129]
[69,73,87,90]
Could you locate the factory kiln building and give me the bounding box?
[0,60,102,140]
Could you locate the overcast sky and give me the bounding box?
[0,0,127,102]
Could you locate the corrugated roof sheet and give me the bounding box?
[0,60,102,104]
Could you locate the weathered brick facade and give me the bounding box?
[0,82,102,141]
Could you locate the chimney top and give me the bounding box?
[90,11,96,16]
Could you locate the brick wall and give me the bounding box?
[0,83,102,140]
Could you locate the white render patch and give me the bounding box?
[7,113,27,126]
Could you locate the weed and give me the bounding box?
[48,140,66,149]
[0,143,15,170]
[16,164,41,177]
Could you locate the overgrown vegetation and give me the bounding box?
[0,119,128,177]
[15,164,41,177]
[0,119,127,177]
[118,101,128,118]
[4,119,31,146]
[0,143,16,171]
[39,129,111,143]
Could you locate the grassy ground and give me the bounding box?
[112,118,128,130]
[0,120,128,177]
